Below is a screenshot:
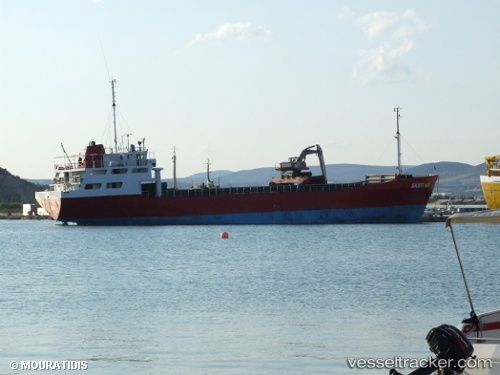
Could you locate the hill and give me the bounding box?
[409,162,484,197]
[0,168,47,203]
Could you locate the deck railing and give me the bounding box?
[163,182,365,198]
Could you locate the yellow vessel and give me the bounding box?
[480,156,500,209]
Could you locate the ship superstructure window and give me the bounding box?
[132,168,148,174]
[91,169,107,175]
[106,182,123,189]
[111,168,128,174]
[84,183,102,190]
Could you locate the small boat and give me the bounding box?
[35,81,437,225]
[481,157,500,209]
[390,210,500,375]
[421,200,460,222]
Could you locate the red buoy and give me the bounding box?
[220,231,229,239]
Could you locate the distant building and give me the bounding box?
[23,204,48,217]
[37,207,48,216]
[23,204,37,216]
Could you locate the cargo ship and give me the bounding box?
[480,156,500,209]
[35,81,437,225]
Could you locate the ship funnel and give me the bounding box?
[153,167,163,197]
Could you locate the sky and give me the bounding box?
[1,1,500,179]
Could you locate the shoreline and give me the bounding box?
[0,213,50,220]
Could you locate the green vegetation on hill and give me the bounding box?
[0,202,23,214]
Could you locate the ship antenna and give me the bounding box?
[394,107,402,175]
[111,79,118,153]
[124,133,132,152]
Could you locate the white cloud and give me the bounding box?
[188,23,273,47]
[353,9,429,84]
[357,11,399,39]
[336,6,354,20]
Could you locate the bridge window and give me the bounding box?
[84,183,102,190]
[111,168,128,174]
[106,182,123,189]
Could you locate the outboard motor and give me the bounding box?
[390,324,474,375]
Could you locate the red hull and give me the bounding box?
[40,175,437,225]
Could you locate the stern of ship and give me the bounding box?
[35,191,61,221]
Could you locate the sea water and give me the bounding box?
[0,220,498,374]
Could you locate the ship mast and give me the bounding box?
[111,79,118,153]
[172,147,177,189]
[394,106,402,175]
[205,158,213,184]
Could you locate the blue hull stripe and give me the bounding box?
[67,205,427,225]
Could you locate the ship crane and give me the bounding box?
[270,144,327,186]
